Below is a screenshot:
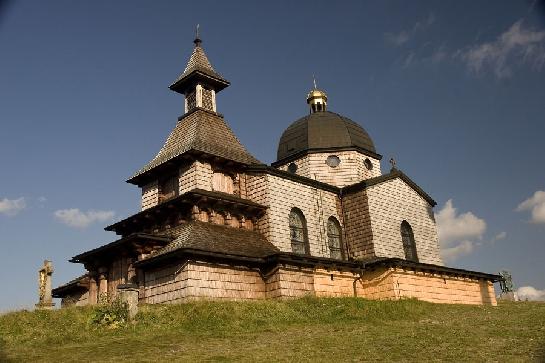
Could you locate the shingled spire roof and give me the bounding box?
[127,109,261,185]
[169,36,229,94]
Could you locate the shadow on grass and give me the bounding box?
[0,337,12,363]
[536,343,545,363]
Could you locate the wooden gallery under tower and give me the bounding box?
[53,35,500,306]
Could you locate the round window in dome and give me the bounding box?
[288,162,298,174]
[364,158,373,170]
[326,155,341,168]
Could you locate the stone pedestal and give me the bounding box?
[117,283,139,320]
[498,291,518,301]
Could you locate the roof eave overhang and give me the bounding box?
[105,189,268,234]
[136,251,501,282]
[341,169,437,207]
[134,247,267,268]
[247,164,340,193]
[169,70,230,94]
[70,233,173,264]
[127,148,257,187]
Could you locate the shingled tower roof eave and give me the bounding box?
[169,37,229,95]
[127,109,262,186]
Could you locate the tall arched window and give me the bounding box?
[289,208,308,255]
[401,221,418,262]
[327,217,343,260]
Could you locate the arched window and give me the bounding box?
[289,208,309,255]
[401,221,418,262]
[327,217,343,260]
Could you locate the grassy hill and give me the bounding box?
[0,297,544,362]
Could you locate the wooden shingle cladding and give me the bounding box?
[169,38,230,95]
[128,108,261,186]
[138,255,500,304]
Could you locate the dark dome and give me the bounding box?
[276,111,378,162]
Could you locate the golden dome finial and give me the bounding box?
[307,76,327,113]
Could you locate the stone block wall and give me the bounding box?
[265,266,496,305]
[140,263,496,305]
[277,151,381,187]
[246,173,343,258]
[366,178,443,265]
[356,267,497,305]
[390,268,497,305]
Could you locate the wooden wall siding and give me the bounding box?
[144,261,266,304]
[265,267,316,298]
[277,151,382,187]
[107,256,131,298]
[246,173,342,257]
[366,178,443,265]
[212,172,234,194]
[179,161,214,195]
[245,174,269,235]
[141,181,159,210]
[342,189,375,260]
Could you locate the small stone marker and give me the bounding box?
[36,260,55,309]
[117,283,139,320]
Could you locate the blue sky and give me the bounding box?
[1,1,544,310]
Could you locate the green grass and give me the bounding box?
[1,298,544,362]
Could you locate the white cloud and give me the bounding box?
[385,13,435,46]
[516,286,545,301]
[494,231,507,241]
[436,199,487,260]
[402,52,416,68]
[54,208,115,229]
[0,197,26,216]
[440,240,474,261]
[459,20,545,79]
[431,46,448,64]
[516,190,545,224]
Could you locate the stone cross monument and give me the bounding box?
[498,270,518,301]
[36,260,55,309]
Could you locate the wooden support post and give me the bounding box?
[98,267,108,302]
[88,272,98,305]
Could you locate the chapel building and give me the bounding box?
[53,36,500,306]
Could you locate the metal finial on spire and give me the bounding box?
[313,75,317,89]
[194,24,202,46]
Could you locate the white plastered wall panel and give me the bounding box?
[277,151,381,187]
[366,178,443,265]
